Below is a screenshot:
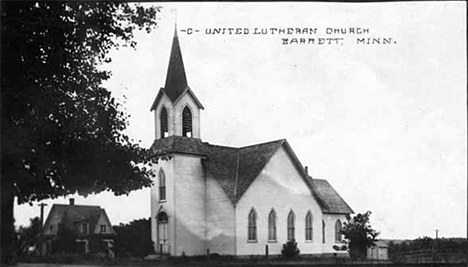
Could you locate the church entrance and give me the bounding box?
[157,212,169,255]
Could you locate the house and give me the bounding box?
[149,26,354,257]
[40,199,116,256]
[367,240,389,261]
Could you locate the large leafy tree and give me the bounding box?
[1,2,161,263]
[341,211,380,260]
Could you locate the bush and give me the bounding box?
[281,239,300,258]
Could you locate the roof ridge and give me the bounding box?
[239,138,286,149]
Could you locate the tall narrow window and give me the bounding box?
[268,209,277,241]
[335,219,342,242]
[287,211,295,241]
[248,209,257,241]
[182,106,192,137]
[159,170,166,201]
[160,107,168,138]
[322,220,326,243]
[305,211,313,241]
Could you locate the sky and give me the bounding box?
[14,2,466,240]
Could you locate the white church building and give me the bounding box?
[149,27,354,257]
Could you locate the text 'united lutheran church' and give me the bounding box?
[148,26,353,256]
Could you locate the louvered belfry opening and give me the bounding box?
[160,107,168,138]
[182,106,192,137]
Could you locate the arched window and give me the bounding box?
[159,170,166,201]
[335,219,342,242]
[322,220,326,243]
[248,208,257,241]
[182,106,192,137]
[268,209,276,241]
[160,107,168,138]
[305,211,313,241]
[287,210,295,241]
[157,212,168,223]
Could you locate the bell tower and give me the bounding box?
[150,25,204,140]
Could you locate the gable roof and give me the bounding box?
[150,136,353,214]
[312,179,354,214]
[43,204,115,236]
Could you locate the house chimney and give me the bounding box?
[69,198,75,205]
[304,166,308,175]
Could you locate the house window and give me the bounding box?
[335,219,342,242]
[305,211,313,241]
[159,170,166,201]
[49,224,54,233]
[287,210,295,241]
[248,208,257,241]
[100,225,106,233]
[322,220,326,243]
[82,223,88,234]
[160,107,168,138]
[182,106,192,137]
[268,209,276,241]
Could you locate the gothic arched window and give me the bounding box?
[182,106,192,137]
[160,107,168,138]
[159,170,166,201]
[287,210,295,241]
[305,211,313,241]
[335,219,342,242]
[248,208,257,241]
[322,220,326,243]
[268,209,277,241]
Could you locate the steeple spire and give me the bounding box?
[163,23,188,102]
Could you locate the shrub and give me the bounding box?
[281,239,300,258]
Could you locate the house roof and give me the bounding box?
[372,240,389,248]
[150,136,353,214]
[43,204,115,236]
[312,179,354,214]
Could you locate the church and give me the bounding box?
[149,27,354,257]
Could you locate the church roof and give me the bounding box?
[312,179,354,214]
[150,27,204,111]
[150,136,353,214]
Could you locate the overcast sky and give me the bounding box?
[15,2,466,240]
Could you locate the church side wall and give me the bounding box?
[173,154,206,256]
[205,172,235,255]
[235,146,324,256]
[150,158,175,255]
[322,213,348,254]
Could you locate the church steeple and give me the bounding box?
[150,23,204,140]
[164,24,188,102]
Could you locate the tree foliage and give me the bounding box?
[112,218,153,258]
[15,217,42,256]
[1,2,161,263]
[341,211,379,260]
[52,224,79,254]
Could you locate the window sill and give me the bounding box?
[305,240,313,243]
[159,200,167,203]
[247,240,258,243]
[267,240,277,243]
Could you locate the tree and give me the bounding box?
[15,217,42,256]
[341,211,379,260]
[1,2,163,263]
[112,218,153,258]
